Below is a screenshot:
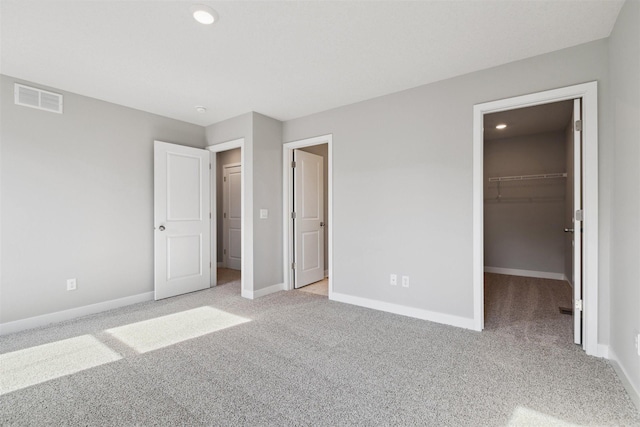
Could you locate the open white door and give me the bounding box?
[154,141,211,300]
[572,99,583,345]
[293,150,324,288]
[223,164,242,270]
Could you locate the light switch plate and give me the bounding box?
[260,209,268,219]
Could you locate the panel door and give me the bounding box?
[223,164,242,270]
[154,141,210,300]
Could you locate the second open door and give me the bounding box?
[293,150,325,288]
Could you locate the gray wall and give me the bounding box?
[299,144,329,273]
[216,148,241,264]
[484,131,567,275]
[283,40,612,332]
[206,112,283,292]
[0,74,206,323]
[609,0,640,402]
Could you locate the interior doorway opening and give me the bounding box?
[482,100,578,346]
[472,82,600,356]
[283,135,333,298]
[216,148,242,289]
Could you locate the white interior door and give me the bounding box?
[154,141,211,300]
[223,164,242,270]
[293,150,324,288]
[572,99,583,345]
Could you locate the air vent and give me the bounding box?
[14,83,63,114]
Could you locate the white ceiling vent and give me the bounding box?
[14,83,63,114]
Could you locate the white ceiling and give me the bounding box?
[0,1,624,127]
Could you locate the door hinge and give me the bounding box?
[575,209,584,221]
[224,212,227,219]
[291,262,296,270]
[224,176,227,182]
[209,212,212,219]
[575,299,583,312]
[210,262,212,268]
[574,120,582,132]
[224,249,227,255]
[291,161,296,168]
[291,212,296,219]
[209,163,211,170]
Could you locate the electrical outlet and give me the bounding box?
[66,278,77,291]
[390,274,397,286]
[402,276,409,288]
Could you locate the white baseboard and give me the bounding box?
[0,291,154,336]
[330,292,476,330]
[241,283,285,300]
[484,266,567,281]
[597,344,609,359]
[609,348,640,412]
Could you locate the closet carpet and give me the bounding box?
[1,274,638,426]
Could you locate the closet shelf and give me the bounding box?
[488,172,567,183]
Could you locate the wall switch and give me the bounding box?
[402,276,410,288]
[66,278,77,291]
[390,274,397,286]
[260,209,268,219]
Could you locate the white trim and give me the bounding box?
[597,344,609,359]
[609,349,640,412]
[207,138,254,299]
[241,283,285,300]
[484,267,567,281]
[473,82,599,356]
[331,292,476,330]
[282,134,333,298]
[0,291,154,335]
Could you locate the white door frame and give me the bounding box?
[283,134,333,297]
[472,82,599,356]
[207,138,254,299]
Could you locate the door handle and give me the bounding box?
[159,225,166,231]
[320,222,325,227]
[564,228,573,233]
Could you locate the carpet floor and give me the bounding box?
[1,274,638,426]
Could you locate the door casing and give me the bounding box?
[472,82,600,356]
[283,135,333,296]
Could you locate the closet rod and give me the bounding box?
[488,172,567,182]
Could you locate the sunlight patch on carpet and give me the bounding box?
[105,306,250,353]
[0,335,122,395]
[508,406,583,427]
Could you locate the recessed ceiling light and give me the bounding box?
[195,106,207,113]
[496,124,507,129]
[191,5,218,25]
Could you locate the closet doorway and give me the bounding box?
[472,82,600,356]
[482,100,578,346]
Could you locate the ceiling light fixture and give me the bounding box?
[195,106,207,113]
[191,5,218,25]
[496,124,507,129]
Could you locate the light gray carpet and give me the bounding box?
[1,274,638,426]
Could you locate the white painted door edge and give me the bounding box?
[473,82,599,356]
[207,138,254,299]
[282,134,333,299]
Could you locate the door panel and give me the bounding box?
[294,150,324,288]
[154,141,210,300]
[572,99,583,345]
[223,165,242,270]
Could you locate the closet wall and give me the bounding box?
[484,131,567,277]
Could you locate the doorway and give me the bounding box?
[207,138,254,299]
[217,150,242,287]
[283,135,333,297]
[482,100,577,346]
[472,82,600,356]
